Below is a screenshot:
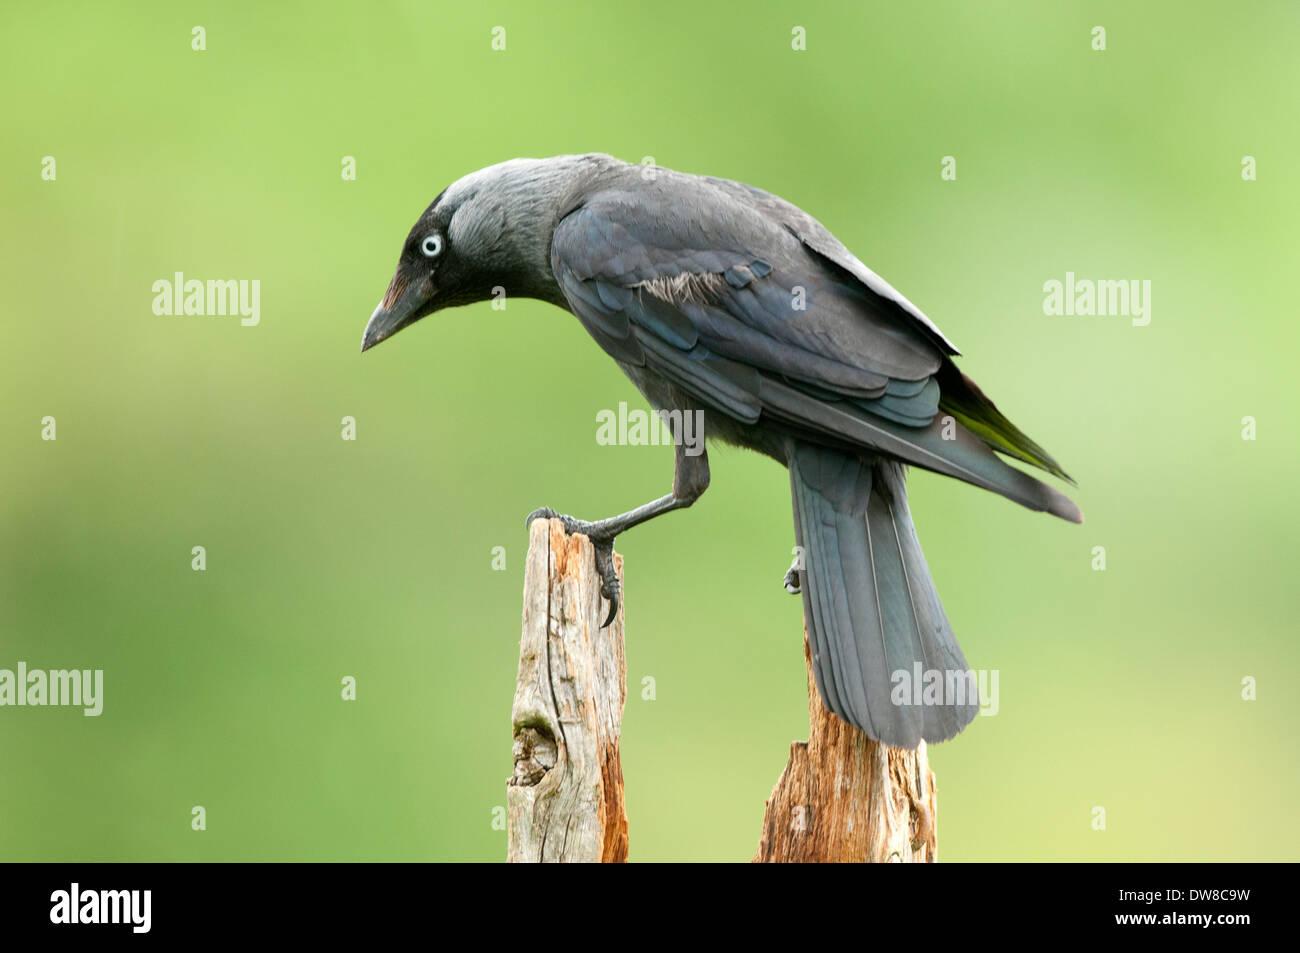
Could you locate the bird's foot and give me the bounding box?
[783,559,802,595]
[526,507,621,628]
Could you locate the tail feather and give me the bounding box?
[789,443,979,747]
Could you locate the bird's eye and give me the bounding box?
[420,234,443,258]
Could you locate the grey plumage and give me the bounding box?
[362,153,1082,748]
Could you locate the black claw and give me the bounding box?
[592,541,620,628]
[525,506,559,529]
[525,506,620,626]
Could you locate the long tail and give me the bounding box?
[789,442,979,747]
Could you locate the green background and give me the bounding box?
[2,1,1296,862]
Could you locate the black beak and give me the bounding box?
[360,269,430,353]
[360,301,398,353]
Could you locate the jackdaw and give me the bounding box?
[361,154,1082,748]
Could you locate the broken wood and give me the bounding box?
[754,628,939,862]
[507,518,628,862]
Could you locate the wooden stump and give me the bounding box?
[507,519,629,862]
[754,629,939,862]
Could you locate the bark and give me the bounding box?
[507,518,628,862]
[754,628,939,862]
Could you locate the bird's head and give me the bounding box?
[360,155,608,352]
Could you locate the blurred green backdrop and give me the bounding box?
[2,0,1297,862]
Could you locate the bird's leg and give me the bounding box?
[526,443,710,627]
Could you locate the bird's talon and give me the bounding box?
[525,507,605,542]
[592,540,621,627]
[525,506,560,529]
[527,506,620,625]
[600,591,619,628]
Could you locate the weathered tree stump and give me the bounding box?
[754,629,939,862]
[506,518,936,862]
[507,518,628,862]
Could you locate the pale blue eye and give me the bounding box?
[420,234,443,258]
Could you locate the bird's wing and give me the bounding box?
[549,181,1080,522]
[550,181,943,403]
[700,174,962,356]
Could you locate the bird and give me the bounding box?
[361,153,1081,749]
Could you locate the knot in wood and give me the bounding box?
[510,725,558,787]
